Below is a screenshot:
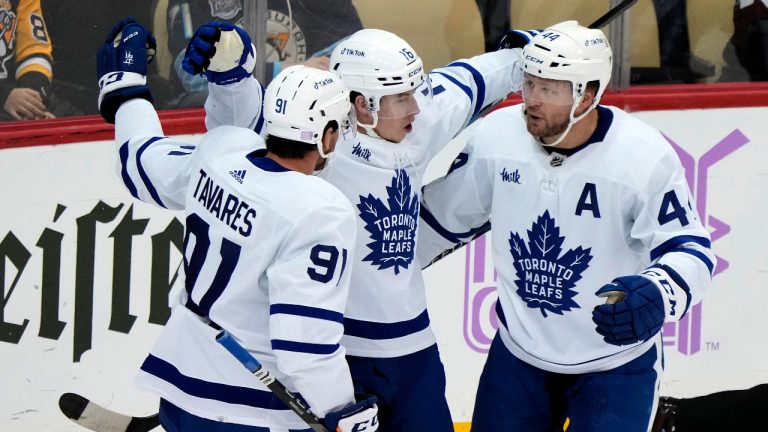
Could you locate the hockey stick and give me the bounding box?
[422,0,639,269]
[58,3,639,430]
[58,393,159,432]
[216,330,329,432]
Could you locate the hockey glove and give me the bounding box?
[592,274,666,346]
[323,397,379,432]
[181,21,256,85]
[495,29,540,50]
[96,17,156,124]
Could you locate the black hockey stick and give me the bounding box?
[216,330,329,432]
[58,392,159,432]
[422,0,639,270]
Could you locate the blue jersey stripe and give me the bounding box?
[432,71,473,109]
[669,247,715,275]
[344,309,430,340]
[271,339,340,355]
[650,235,711,262]
[445,61,486,118]
[118,140,140,200]
[167,151,193,156]
[136,136,167,208]
[270,304,344,324]
[420,204,489,244]
[140,354,291,410]
[254,85,265,135]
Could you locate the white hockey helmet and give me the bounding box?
[330,29,427,134]
[264,65,356,158]
[522,20,612,108]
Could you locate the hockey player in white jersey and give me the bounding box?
[184,23,535,430]
[418,21,716,431]
[96,18,378,432]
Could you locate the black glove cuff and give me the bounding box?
[99,86,153,124]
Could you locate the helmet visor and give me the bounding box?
[521,73,575,106]
[374,76,433,120]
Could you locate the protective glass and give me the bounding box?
[375,77,434,120]
[521,73,575,106]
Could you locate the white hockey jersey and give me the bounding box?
[114,99,356,428]
[206,48,524,358]
[419,104,716,373]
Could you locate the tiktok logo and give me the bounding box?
[462,129,750,354]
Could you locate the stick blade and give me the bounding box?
[58,392,159,432]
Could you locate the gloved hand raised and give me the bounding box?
[181,21,256,85]
[592,274,666,346]
[496,29,540,50]
[324,396,379,432]
[96,17,156,123]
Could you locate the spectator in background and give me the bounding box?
[632,0,714,84]
[42,1,153,117]
[474,0,510,52]
[0,0,54,121]
[720,0,768,82]
[163,0,363,108]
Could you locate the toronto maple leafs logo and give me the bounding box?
[509,211,592,317]
[357,169,419,274]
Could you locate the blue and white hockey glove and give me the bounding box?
[96,17,156,124]
[592,274,666,346]
[323,396,379,432]
[181,21,256,85]
[495,29,540,50]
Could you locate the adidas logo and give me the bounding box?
[229,169,246,184]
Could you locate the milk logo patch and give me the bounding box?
[510,210,592,317]
[357,169,419,274]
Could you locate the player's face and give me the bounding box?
[374,90,420,143]
[522,74,575,140]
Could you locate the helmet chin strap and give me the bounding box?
[358,111,382,139]
[540,96,594,147]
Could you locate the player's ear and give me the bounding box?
[320,121,340,155]
[352,93,372,123]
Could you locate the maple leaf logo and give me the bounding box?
[356,169,419,274]
[508,210,592,317]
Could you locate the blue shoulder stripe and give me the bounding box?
[119,140,140,200]
[136,136,168,208]
[140,354,291,410]
[446,61,486,118]
[271,339,340,355]
[254,85,265,135]
[270,304,344,324]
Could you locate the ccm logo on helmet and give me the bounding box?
[340,48,366,57]
[408,66,422,77]
[314,77,335,89]
[524,54,544,64]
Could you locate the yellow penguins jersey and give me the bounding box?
[0,0,53,101]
